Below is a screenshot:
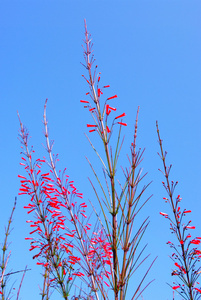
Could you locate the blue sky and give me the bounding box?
[0,1,201,299]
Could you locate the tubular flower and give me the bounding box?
[160,212,168,217]
[115,113,126,119]
[80,100,89,104]
[107,95,117,100]
[87,124,97,128]
[106,104,116,115]
[172,285,180,290]
[191,239,201,245]
[106,126,111,133]
[186,226,196,229]
[118,122,127,126]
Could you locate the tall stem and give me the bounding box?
[84,21,119,299]
[157,122,193,300]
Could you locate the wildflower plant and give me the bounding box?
[15,20,201,300]
[79,20,155,300]
[17,20,154,300]
[157,122,201,300]
[18,106,113,300]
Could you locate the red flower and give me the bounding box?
[172,285,180,290]
[106,104,116,115]
[115,113,126,119]
[106,126,111,133]
[191,239,201,245]
[107,95,117,100]
[87,124,97,127]
[160,212,168,217]
[117,122,127,126]
[80,100,89,103]
[98,88,103,97]
[175,262,181,268]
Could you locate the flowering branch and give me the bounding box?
[80,20,154,300]
[18,98,114,299]
[157,121,201,300]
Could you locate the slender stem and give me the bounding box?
[84,22,119,299]
[16,266,27,300]
[119,108,139,300]
[157,122,193,300]
[0,198,16,299]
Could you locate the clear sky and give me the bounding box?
[0,1,201,299]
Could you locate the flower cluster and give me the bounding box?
[79,21,152,300]
[88,229,113,288]
[18,126,84,296]
[160,193,201,296]
[18,105,113,299]
[80,21,127,142]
